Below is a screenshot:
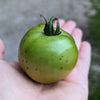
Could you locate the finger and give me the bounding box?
[77,41,91,77]
[0,39,5,60]
[9,61,20,69]
[9,61,19,66]
[53,19,65,28]
[71,28,83,50]
[61,20,76,34]
[64,66,88,89]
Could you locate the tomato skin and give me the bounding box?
[19,24,78,84]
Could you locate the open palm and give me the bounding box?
[0,19,91,100]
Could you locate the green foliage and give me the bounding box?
[89,0,100,52]
[89,68,100,100]
[88,0,100,99]
[89,87,100,100]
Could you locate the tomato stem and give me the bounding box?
[41,15,61,36]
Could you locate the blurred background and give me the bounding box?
[0,0,100,99]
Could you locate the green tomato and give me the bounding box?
[18,16,78,84]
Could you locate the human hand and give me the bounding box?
[0,19,91,100]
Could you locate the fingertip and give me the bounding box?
[77,41,91,77]
[66,20,76,25]
[72,28,83,50]
[82,41,91,50]
[79,41,91,59]
[80,41,91,55]
[74,28,83,36]
[53,18,65,28]
[58,18,65,23]
[0,39,5,59]
[61,20,77,33]
[65,20,77,27]
[0,39,5,53]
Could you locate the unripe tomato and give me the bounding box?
[18,16,78,84]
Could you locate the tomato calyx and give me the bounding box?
[40,15,61,36]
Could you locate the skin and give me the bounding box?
[0,19,91,100]
[19,23,78,83]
